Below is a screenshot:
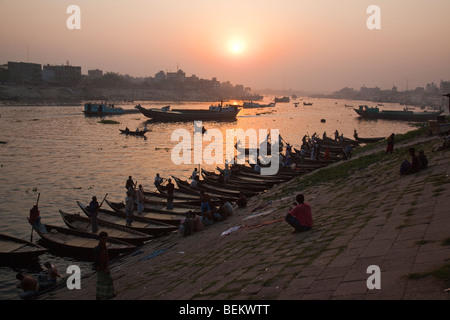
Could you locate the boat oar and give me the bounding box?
[30,193,40,242]
[96,193,108,218]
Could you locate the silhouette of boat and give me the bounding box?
[354,105,444,121]
[136,103,240,122]
[83,103,140,116]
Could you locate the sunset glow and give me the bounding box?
[228,39,245,55]
[0,0,448,92]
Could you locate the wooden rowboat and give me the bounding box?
[104,200,187,224]
[31,223,136,260]
[105,199,197,217]
[119,129,147,136]
[355,136,385,143]
[172,176,241,202]
[78,201,178,235]
[143,191,201,206]
[59,210,153,246]
[0,233,48,262]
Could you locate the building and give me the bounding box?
[154,71,166,82]
[88,69,103,79]
[43,64,82,86]
[166,69,186,82]
[7,61,42,83]
[440,80,450,94]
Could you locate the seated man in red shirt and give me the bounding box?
[285,194,313,233]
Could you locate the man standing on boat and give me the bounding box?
[125,191,134,227]
[87,196,99,233]
[28,205,41,229]
[125,176,136,191]
[166,179,175,210]
[136,184,145,214]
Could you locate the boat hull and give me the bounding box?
[83,103,140,116]
[31,224,136,260]
[354,108,444,121]
[0,233,48,262]
[136,105,240,122]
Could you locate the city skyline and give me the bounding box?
[1,0,449,93]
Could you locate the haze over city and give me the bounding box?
[1,0,449,93]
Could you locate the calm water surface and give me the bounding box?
[0,98,417,299]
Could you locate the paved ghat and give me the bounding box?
[40,136,450,300]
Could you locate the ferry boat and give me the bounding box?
[136,102,241,122]
[354,105,444,122]
[242,101,276,108]
[274,96,290,103]
[83,102,140,116]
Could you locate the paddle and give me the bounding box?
[30,193,40,242]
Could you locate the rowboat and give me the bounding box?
[175,175,258,198]
[275,96,290,103]
[151,185,202,200]
[143,191,201,206]
[0,233,48,262]
[103,201,183,226]
[234,142,284,156]
[78,201,178,235]
[136,103,241,122]
[354,105,444,121]
[292,148,341,162]
[201,169,279,188]
[59,210,153,246]
[242,101,276,108]
[119,129,147,136]
[155,184,222,204]
[105,199,195,217]
[355,136,385,143]
[213,167,289,185]
[30,223,136,260]
[225,164,299,180]
[172,177,240,202]
[199,171,269,192]
[321,136,359,146]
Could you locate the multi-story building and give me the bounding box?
[88,69,103,79]
[43,64,81,86]
[440,80,450,94]
[7,61,42,83]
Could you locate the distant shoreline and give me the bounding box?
[0,84,262,107]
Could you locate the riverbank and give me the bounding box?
[0,85,257,106]
[38,131,450,300]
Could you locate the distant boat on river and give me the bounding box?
[83,103,140,116]
[242,101,276,108]
[354,105,444,122]
[119,128,148,136]
[274,96,290,103]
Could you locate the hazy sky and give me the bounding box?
[1,0,449,93]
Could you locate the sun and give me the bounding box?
[228,39,246,55]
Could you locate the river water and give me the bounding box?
[0,97,417,299]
